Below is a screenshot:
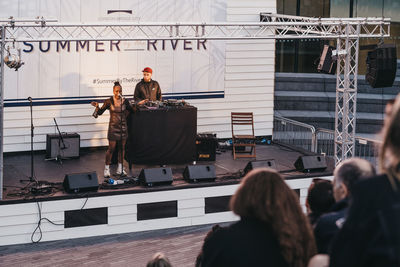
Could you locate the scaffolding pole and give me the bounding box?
[0,25,5,200]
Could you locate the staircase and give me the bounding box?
[274,69,400,138]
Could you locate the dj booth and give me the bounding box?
[125,105,197,166]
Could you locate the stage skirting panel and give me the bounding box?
[0,175,332,246]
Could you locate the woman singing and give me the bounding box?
[91,81,134,178]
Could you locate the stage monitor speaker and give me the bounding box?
[318,45,336,74]
[244,159,277,175]
[63,171,99,193]
[46,133,80,159]
[366,44,397,88]
[183,165,216,182]
[294,155,327,172]
[139,167,173,186]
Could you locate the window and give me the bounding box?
[276,0,400,74]
[275,0,330,73]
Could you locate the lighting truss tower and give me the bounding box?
[334,24,360,163]
[260,14,372,164]
[0,15,391,199]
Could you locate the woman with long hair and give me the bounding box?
[91,81,134,178]
[330,93,400,267]
[200,168,316,267]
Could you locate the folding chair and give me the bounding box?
[231,112,256,160]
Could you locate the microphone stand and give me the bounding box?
[20,97,37,184]
[54,118,66,164]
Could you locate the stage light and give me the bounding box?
[4,45,24,71]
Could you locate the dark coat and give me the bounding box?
[330,174,400,267]
[134,79,161,102]
[96,97,134,140]
[314,198,348,253]
[200,218,289,267]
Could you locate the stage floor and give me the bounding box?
[2,143,334,202]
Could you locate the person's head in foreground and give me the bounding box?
[380,93,400,181]
[146,252,172,267]
[333,157,376,202]
[231,168,316,267]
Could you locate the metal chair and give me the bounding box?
[231,112,256,160]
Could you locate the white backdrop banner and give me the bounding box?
[1,0,227,101]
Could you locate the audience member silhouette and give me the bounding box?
[200,168,316,267]
[306,179,335,226]
[314,158,376,253]
[146,252,172,267]
[330,93,400,267]
[196,225,222,267]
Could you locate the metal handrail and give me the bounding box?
[273,115,381,166]
[273,115,317,152]
[315,127,381,165]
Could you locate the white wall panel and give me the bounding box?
[2,0,276,152]
[0,175,331,246]
[0,0,19,17]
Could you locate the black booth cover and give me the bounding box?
[126,105,197,165]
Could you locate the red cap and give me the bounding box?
[142,67,152,73]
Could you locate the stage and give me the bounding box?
[2,142,333,201]
[0,143,334,246]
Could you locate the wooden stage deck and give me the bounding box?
[2,142,334,202]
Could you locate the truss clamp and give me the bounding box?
[8,16,15,29]
[332,49,347,58]
[39,16,46,27]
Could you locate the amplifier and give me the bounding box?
[196,133,217,161]
[46,133,80,159]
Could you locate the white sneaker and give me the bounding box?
[104,168,111,178]
[116,169,127,176]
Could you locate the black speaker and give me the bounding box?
[244,159,277,175]
[139,167,173,186]
[196,133,217,161]
[318,45,336,74]
[294,155,327,172]
[183,165,216,182]
[63,171,99,193]
[46,133,80,159]
[366,44,397,88]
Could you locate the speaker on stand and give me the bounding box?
[366,44,397,88]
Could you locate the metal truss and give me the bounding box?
[261,13,391,39]
[261,13,387,164]
[0,14,392,199]
[334,25,360,163]
[0,14,390,42]
[0,26,4,200]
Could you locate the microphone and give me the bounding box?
[27,96,32,102]
[118,93,123,98]
[92,109,98,118]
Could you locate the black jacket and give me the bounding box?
[134,79,161,102]
[330,174,400,267]
[95,97,134,140]
[314,198,348,253]
[201,218,288,267]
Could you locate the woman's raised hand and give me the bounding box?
[91,101,99,107]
